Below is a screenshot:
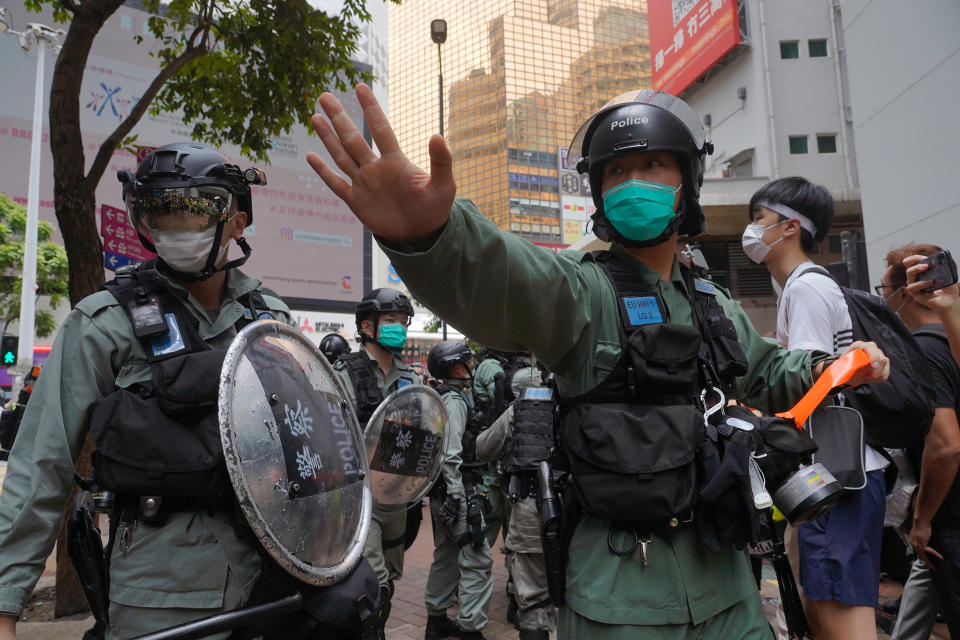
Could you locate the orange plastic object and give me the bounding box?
[776,348,872,428]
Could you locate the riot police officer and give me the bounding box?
[0,143,303,639]
[307,85,891,639]
[320,332,352,364]
[475,368,556,640]
[424,341,494,640]
[333,288,420,638]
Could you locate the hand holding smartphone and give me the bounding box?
[917,249,958,293]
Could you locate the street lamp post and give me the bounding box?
[430,18,447,340]
[0,7,64,381]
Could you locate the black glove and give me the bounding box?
[698,433,758,552]
[438,495,460,530]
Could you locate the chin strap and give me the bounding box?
[156,232,252,283]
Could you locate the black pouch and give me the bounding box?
[153,350,225,417]
[699,312,749,386]
[91,350,228,497]
[806,405,866,491]
[560,403,703,523]
[626,323,701,404]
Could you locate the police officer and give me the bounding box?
[333,288,420,638]
[320,332,352,364]
[475,368,556,640]
[308,85,890,639]
[424,341,494,640]
[0,143,301,639]
[472,349,536,623]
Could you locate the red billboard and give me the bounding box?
[649,0,741,96]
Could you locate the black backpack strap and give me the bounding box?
[339,351,384,426]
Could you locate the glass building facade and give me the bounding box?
[389,1,651,246]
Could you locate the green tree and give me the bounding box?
[0,193,69,338]
[21,0,394,617]
[26,0,393,306]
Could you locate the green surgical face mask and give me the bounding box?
[601,179,679,242]
[377,323,408,352]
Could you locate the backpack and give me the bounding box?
[799,266,935,448]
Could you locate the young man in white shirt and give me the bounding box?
[742,177,886,640]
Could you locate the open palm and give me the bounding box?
[307,84,456,244]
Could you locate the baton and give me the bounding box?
[130,593,304,640]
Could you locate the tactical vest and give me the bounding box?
[336,351,418,427]
[502,386,556,475]
[337,351,386,426]
[557,251,748,528]
[89,261,276,505]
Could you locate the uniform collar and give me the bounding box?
[609,244,688,294]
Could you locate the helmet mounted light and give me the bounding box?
[117,142,266,281]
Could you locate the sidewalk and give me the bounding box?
[15,502,953,639]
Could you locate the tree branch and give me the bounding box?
[60,0,81,14]
[85,43,207,186]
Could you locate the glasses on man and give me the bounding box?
[874,284,894,296]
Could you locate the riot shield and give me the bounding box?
[364,385,447,511]
[220,320,371,586]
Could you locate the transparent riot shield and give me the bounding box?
[219,320,370,586]
[364,385,447,511]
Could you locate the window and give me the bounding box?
[808,38,828,57]
[779,40,799,59]
[788,135,808,154]
[817,134,837,153]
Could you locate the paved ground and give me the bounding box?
[13,502,954,639]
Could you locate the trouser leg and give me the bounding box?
[509,550,557,633]
[425,499,462,616]
[890,557,938,640]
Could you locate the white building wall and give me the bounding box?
[841,0,960,283]
[687,0,857,202]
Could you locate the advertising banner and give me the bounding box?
[649,0,740,96]
[557,146,595,246]
[0,3,370,310]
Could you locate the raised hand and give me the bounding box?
[904,254,960,314]
[307,83,457,245]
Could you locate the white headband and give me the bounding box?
[756,200,818,236]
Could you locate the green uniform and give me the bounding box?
[333,346,419,591]
[471,357,512,548]
[382,199,816,638]
[425,386,494,632]
[477,405,557,633]
[0,269,290,640]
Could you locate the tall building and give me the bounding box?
[389,0,652,246]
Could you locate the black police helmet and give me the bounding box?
[567,91,714,246]
[118,142,264,229]
[319,333,351,364]
[116,142,267,281]
[355,288,415,342]
[427,341,474,380]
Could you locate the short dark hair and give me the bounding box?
[885,243,944,290]
[748,177,834,253]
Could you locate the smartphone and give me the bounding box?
[919,249,959,293]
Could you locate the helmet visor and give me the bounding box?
[566,90,707,171]
[127,186,234,232]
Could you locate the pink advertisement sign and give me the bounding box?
[0,3,369,309]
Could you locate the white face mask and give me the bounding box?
[152,226,227,273]
[741,220,786,264]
